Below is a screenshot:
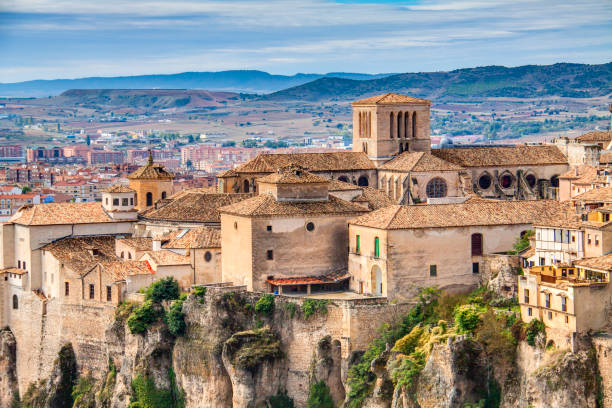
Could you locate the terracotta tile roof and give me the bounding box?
[600,151,612,164]
[142,250,190,266]
[102,185,135,193]
[222,152,375,175]
[573,186,612,203]
[559,165,598,184]
[350,200,567,230]
[380,151,463,172]
[354,187,395,210]
[141,192,253,223]
[267,270,349,286]
[128,160,173,180]
[1,268,27,275]
[534,202,583,229]
[573,254,612,272]
[42,235,117,276]
[9,202,115,226]
[328,179,361,191]
[257,165,329,185]
[161,227,220,249]
[216,168,238,178]
[219,193,369,217]
[431,146,568,167]
[103,260,151,280]
[117,237,152,251]
[352,93,431,105]
[575,131,611,143]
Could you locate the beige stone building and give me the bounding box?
[128,154,174,211]
[219,165,368,293]
[348,200,567,301]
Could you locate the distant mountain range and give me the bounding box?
[0,71,393,98]
[265,62,612,102]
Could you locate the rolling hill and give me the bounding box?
[264,62,612,102]
[0,71,393,98]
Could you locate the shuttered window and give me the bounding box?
[471,233,483,256]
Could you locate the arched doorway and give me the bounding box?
[146,192,153,206]
[358,176,369,187]
[243,179,250,193]
[371,265,383,296]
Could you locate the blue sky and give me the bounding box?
[0,0,610,82]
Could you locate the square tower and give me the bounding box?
[352,93,431,166]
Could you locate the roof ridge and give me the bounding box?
[384,205,403,229]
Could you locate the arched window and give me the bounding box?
[338,176,349,183]
[204,251,212,262]
[12,295,18,309]
[374,237,380,258]
[128,252,132,260]
[471,233,483,256]
[405,111,410,138]
[426,178,447,198]
[243,180,250,193]
[357,176,369,187]
[121,251,125,259]
[397,112,403,139]
[161,191,167,199]
[525,174,536,188]
[412,112,417,138]
[500,173,513,189]
[146,192,153,206]
[389,113,394,138]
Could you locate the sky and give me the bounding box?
[0,0,611,83]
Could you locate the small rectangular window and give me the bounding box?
[17,260,20,268]
[89,284,95,299]
[548,311,552,320]
[113,198,119,206]
[266,250,273,260]
[65,282,70,296]
[472,262,479,274]
[130,197,134,205]
[122,198,129,206]
[429,265,437,277]
[539,257,545,266]
[528,307,532,316]
[524,289,530,304]
[266,225,272,232]
[565,315,569,323]
[106,286,112,302]
[356,235,360,253]
[561,297,567,312]
[545,293,551,308]
[23,261,26,270]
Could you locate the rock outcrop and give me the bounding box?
[0,328,18,407]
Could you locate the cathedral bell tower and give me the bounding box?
[352,93,431,166]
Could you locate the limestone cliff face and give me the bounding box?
[2,288,607,408]
[0,328,18,407]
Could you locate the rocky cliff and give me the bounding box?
[2,285,608,408]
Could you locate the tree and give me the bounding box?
[185,160,193,168]
[21,186,31,194]
[86,135,91,146]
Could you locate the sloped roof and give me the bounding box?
[575,131,611,144]
[574,254,612,272]
[219,193,369,217]
[128,158,173,180]
[559,165,597,182]
[103,261,151,280]
[142,250,190,266]
[600,151,612,164]
[352,93,431,105]
[161,227,221,249]
[221,152,375,175]
[117,237,152,251]
[573,186,612,203]
[432,146,568,167]
[328,179,362,191]
[141,192,253,223]
[533,202,583,229]
[257,166,329,185]
[42,235,117,275]
[102,185,135,193]
[350,200,566,230]
[380,151,464,172]
[355,187,396,210]
[10,202,115,226]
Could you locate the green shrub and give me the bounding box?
[127,300,162,334]
[454,304,483,333]
[166,299,186,337]
[284,302,298,318]
[192,286,206,304]
[267,389,295,408]
[224,327,283,371]
[302,299,329,319]
[307,380,334,408]
[145,277,180,303]
[390,351,426,391]
[129,370,184,408]
[255,294,275,315]
[71,376,95,408]
[525,319,546,346]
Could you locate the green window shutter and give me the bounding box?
[356,235,360,253]
[375,237,380,258]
